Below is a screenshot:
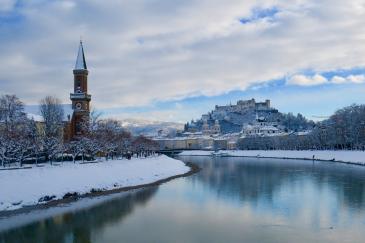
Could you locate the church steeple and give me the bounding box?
[70,40,91,138]
[75,40,87,70]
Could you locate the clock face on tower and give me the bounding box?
[76,102,82,110]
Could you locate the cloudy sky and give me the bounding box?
[1,0,365,123]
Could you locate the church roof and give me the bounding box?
[74,41,87,70]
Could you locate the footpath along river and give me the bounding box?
[1,156,365,243]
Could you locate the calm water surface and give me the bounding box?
[1,156,365,243]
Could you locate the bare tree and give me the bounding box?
[0,95,32,167]
[0,94,26,135]
[39,96,65,163]
[39,96,64,138]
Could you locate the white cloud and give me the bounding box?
[287,74,328,86]
[0,0,364,109]
[331,74,365,84]
[287,74,365,86]
[347,75,365,84]
[331,76,347,84]
[0,0,16,12]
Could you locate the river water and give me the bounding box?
[1,156,365,243]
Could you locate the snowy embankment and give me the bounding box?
[179,150,365,165]
[0,155,190,212]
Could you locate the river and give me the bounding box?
[1,156,365,243]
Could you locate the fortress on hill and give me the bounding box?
[209,99,272,119]
[215,99,271,112]
[184,98,281,135]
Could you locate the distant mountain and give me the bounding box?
[120,118,184,136]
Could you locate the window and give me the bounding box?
[76,85,82,93]
[76,123,81,134]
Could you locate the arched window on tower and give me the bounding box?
[75,81,82,93]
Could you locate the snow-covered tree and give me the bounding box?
[65,140,83,163]
[39,96,65,163]
[0,95,35,167]
[0,134,12,167]
[39,96,64,138]
[0,94,25,135]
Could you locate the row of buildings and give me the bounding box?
[154,136,237,151]
[155,129,312,151]
[155,113,313,150]
[155,118,284,151]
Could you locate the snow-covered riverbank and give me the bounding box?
[179,150,365,165]
[0,155,190,212]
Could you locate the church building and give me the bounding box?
[65,41,92,140]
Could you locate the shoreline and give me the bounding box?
[0,162,200,217]
[180,153,365,165]
[179,150,365,166]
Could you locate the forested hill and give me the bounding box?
[238,104,365,150]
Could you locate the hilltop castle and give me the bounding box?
[184,98,280,134]
[202,98,273,121]
[214,99,271,114]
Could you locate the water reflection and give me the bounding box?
[0,188,158,243]
[192,157,365,211]
[1,157,365,243]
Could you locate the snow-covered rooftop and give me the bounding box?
[260,125,279,131]
[26,113,44,122]
[294,131,312,136]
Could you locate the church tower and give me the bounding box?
[70,41,91,137]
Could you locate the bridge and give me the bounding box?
[158,149,212,156]
[158,149,187,156]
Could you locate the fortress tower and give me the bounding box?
[70,41,91,137]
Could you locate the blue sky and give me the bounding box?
[102,70,365,122]
[1,0,365,122]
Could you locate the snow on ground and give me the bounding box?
[179,150,365,165]
[0,155,189,212]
